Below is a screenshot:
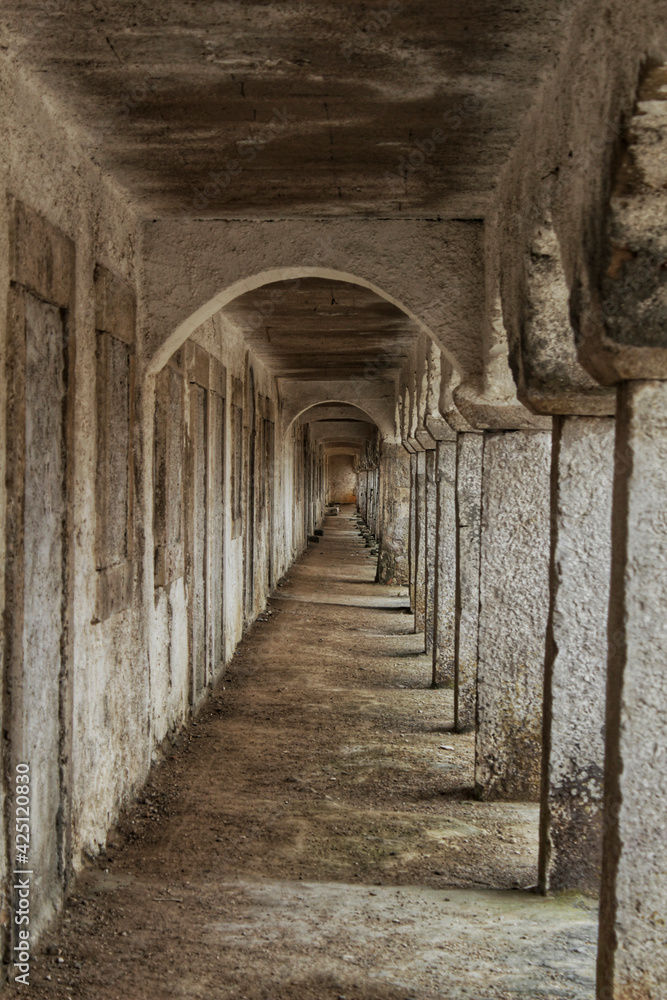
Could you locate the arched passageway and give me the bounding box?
[1,7,667,999]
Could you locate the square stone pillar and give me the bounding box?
[413,450,427,636]
[598,381,667,999]
[432,440,456,687]
[475,430,551,801]
[454,433,483,730]
[356,470,366,518]
[377,443,411,585]
[370,468,379,536]
[539,416,614,894]
[424,448,437,653]
[408,452,417,611]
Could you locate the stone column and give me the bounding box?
[475,430,551,801]
[408,452,417,611]
[413,450,427,637]
[432,439,456,687]
[377,442,410,585]
[454,433,483,730]
[424,448,437,653]
[371,468,378,534]
[597,381,667,999]
[539,416,614,895]
[358,469,364,520]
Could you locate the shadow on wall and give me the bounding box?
[329,454,357,504]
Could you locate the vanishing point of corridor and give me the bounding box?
[6,510,598,1000]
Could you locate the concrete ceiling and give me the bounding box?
[0,0,569,219]
[225,277,420,380]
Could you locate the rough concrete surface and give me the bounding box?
[0,0,586,220]
[409,451,417,610]
[454,433,483,733]
[476,431,551,802]
[414,451,427,637]
[376,442,410,586]
[424,448,437,656]
[598,382,667,999]
[540,416,614,895]
[18,293,66,934]
[518,217,614,416]
[588,64,667,383]
[328,454,357,505]
[432,440,457,689]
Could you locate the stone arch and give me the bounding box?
[289,400,380,431]
[146,266,453,378]
[283,395,393,440]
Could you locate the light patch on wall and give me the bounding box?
[328,454,357,504]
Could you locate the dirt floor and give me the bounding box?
[1,508,598,999]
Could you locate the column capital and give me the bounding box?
[576,64,667,385]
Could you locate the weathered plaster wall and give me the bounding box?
[191,314,278,639]
[0,54,142,939]
[328,454,357,504]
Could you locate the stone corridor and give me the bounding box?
[1,3,667,996]
[2,510,597,1000]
